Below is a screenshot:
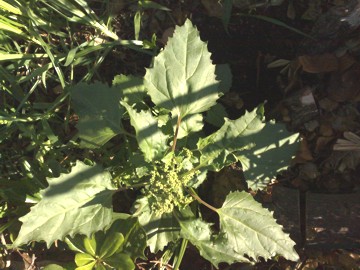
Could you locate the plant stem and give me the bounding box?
[186,187,218,212]
[114,182,146,192]
[173,238,188,270]
[171,115,181,152]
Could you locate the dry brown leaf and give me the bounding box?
[337,250,360,269]
[318,97,339,112]
[315,136,334,153]
[299,53,338,73]
[328,67,360,102]
[318,122,334,137]
[337,53,356,72]
[293,138,313,163]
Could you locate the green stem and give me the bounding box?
[173,238,188,270]
[171,115,182,152]
[114,182,146,192]
[186,187,218,212]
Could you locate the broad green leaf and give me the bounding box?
[144,19,220,119]
[67,214,145,265]
[13,162,115,248]
[104,253,135,270]
[110,213,147,260]
[197,106,265,171]
[217,191,299,262]
[179,218,250,266]
[99,232,124,258]
[75,261,96,270]
[42,264,66,270]
[75,253,95,267]
[174,113,203,139]
[112,74,146,105]
[132,197,180,252]
[205,103,228,127]
[70,82,124,148]
[83,235,97,257]
[121,101,168,161]
[238,121,299,190]
[65,237,86,254]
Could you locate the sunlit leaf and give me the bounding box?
[217,191,299,262]
[144,19,220,119]
[205,103,228,127]
[179,218,249,267]
[13,162,115,247]
[121,101,168,161]
[112,74,146,105]
[132,197,180,252]
[103,253,135,270]
[174,113,203,139]
[238,121,299,190]
[75,253,95,267]
[70,82,124,148]
[197,106,265,171]
[99,232,124,259]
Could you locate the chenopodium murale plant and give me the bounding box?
[11,18,301,269]
[125,19,300,266]
[147,149,198,216]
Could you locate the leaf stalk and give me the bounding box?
[186,187,218,212]
[171,115,182,152]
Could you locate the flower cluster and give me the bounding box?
[147,149,198,216]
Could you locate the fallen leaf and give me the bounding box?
[318,122,334,137]
[328,67,360,102]
[337,53,356,72]
[315,136,334,153]
[293,138,313,163]
[318,97,339,112]
[299,53,338,73]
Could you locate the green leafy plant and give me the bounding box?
[65,214,146,270]
[13,19,300,268]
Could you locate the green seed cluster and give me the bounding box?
[148,149,197,216]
